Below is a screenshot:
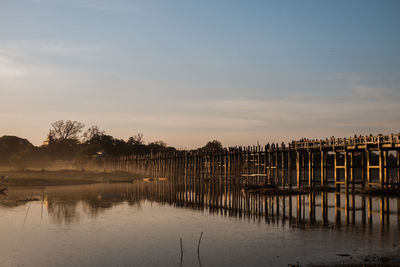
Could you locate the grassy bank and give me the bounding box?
[0,169,143,186]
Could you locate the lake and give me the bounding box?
[0,179,399,266]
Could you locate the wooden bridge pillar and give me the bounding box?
[350,151,354,190]
[275,150,278,185]
[366,149,371,188]
[308,151,312,187]
[398,150,400,187]
[288,151,292,189]
[383,150,388,187]
[281,151,285,189]
[296,151,300,188]
[320,150,325,186]
[379,149,384,188]
[344,150,348,190]
[268,151,272,183]
[334,151,338,189]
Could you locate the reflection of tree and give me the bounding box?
[47,201,80,225]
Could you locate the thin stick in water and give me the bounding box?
[180,237,183,257]
[197,231,203,254]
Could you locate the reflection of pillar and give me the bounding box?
[288,195,292,223]
[386,197,390,227]
[361,196,366,224]
[380,197,384,228]
[276,195,280,218]
[351,194,355,224]
[368,197,372,224]
[321,192,327,224]
[345,192,349,224]
[335,192,341,225]
[308,193,315,223]
[282,195,286,220]
[296,195,301,220]
[398,198,400,226]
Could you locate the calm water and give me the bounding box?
[0,180,399,267]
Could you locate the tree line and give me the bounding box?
[0,120,223,168]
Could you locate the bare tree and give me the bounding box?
[50,120,85,141]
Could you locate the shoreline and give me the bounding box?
[0,169,143,186]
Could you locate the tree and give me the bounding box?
[127,133,144,145]
[82,125,105,142]
[0,135,34,164]
[150,140,167,147]
[199,140,223,152]
[49,120,85,141]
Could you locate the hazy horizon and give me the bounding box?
[1,0,400,148]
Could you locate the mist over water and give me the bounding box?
[0,180,399,266]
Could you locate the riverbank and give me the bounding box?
[0,169,142,186]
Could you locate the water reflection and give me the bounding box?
[1,179,399,231]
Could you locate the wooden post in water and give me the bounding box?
[308,151,312,187]
[334,151,338,189]
[281,151,285,189]
[296,151,300,188]
[288,151,292,189]
[384,150,388,188]
[320,150,325,186]
[398,150,400,188]
[366,149,371,188]
[344,150,348,190]
[350,151,354,190]
[275,150,279,186]
[379,149,384,188]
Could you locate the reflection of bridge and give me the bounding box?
[22,181,400,230]
[144,180,400,230]
[104,134,400,189]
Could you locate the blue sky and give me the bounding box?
[1,0,399,148]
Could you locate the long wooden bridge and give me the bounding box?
[102,133,400,189]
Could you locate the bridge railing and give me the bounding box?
[288,133,400,150]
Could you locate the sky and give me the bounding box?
[1,0,399,148]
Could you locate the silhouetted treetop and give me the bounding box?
[127,133,144,146]
[83,125,105,142]
[199,140,223,152]
[50,120,85,141]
